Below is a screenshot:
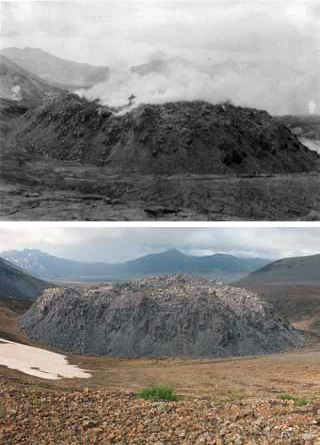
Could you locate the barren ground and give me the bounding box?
[1,150,320,221]
[1,298,320,444]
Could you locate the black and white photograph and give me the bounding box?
[0,0,319,220]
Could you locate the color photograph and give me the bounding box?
[0,226,320,443]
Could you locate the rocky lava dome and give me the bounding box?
[21,275,302,357]
[11,93,318,175]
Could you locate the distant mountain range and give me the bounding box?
[1,47,110,91]
[0,257,50,301]
[1,249,270,283]
[130,56,303,80]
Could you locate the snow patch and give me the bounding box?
[0,338,91,380]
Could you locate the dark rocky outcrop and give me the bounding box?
[21,275,303,357]
[11,93,319,175]
[0,97,30,140]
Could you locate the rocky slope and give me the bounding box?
[2,378,320,445]
[11,93,319,175]
[1,47,110,91]
[0,257,50,301]
[21,276,302,357]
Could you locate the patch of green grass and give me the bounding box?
[279,393,309,406]
[138,386,180,402]
[26,385,45,393]
[223,392,246,403]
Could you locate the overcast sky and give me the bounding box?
[1,1,319,114]
[0,227,320,263]
[1,0,319,66]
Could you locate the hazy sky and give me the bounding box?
[0,227,320,263]
[1,1,319,114]
[1,1,319,66]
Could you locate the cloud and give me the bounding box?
[79,57,319,114]
[1,227,320,263]
[78,63,233,109]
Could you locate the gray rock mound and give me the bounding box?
[21,275,303,357]
[12,94,319,175]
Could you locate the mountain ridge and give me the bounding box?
[0,54,62,102]
[234,253,320,332]
[1,248,270,282]
[1,47,110,91]
[236,253,320,286]
[0,257,51,301]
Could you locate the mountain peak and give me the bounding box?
[162,248,185,256]
[25,47,43,52]
[22,248,45,255]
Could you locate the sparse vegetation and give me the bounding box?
[279,393,309,406]
[223,391,246,403]
[138,386,179,401]
[2,374,319,444]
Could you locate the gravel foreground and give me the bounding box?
[1,377,320,445]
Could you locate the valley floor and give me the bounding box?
[1,150,320,221]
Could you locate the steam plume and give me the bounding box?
[78,59,319,115]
